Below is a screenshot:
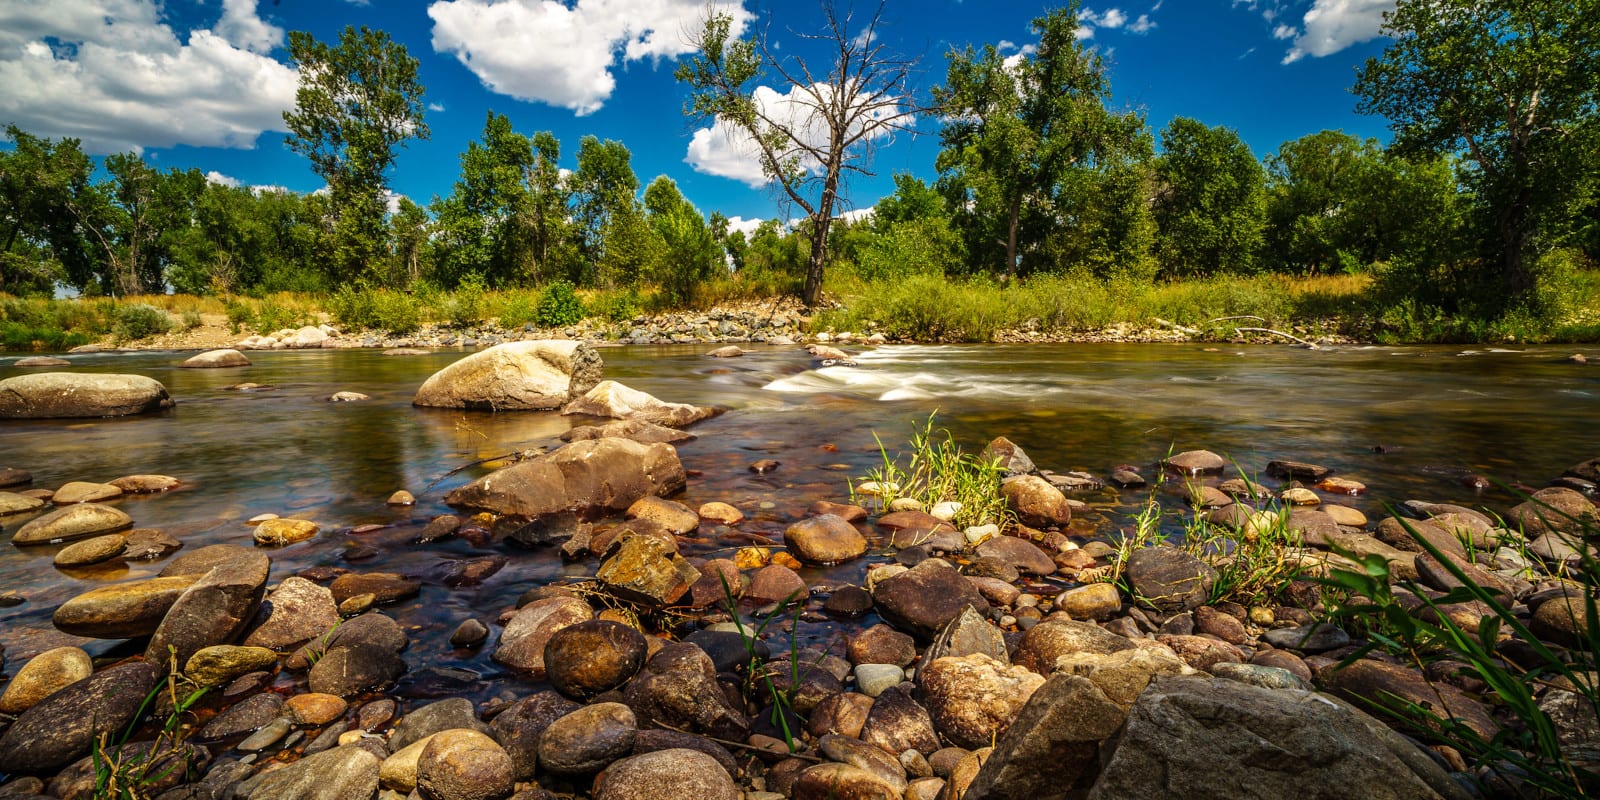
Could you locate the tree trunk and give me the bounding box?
[1003,194,1021,283]
[803,161,841,308]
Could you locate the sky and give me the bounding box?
[0,0,1401,230]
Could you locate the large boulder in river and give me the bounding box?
[445,438,686,520]
[13,503,132,545]
[0,372,172,418]
[561,380,719,428]
[181,348,250,368]
[143,548,270,669]
[0,661,161,774]
[413,340,603,410]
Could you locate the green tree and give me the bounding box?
[0,126,95,295]
[1050,148,1159,282]
[1355,0,1599,307]
[872,173,946,232]
[935,4,1146,279]
[677,4,918,306]
[570,136,641,285]
[523,131,574,283]
[390,196,431,287]
[431,111,534,287]
[71,154,203,295]
[1153,118,1267,276]
[643,176,721,302]
[1264,130,1373,273]
[168,182,269,294]
[284,25,429,284]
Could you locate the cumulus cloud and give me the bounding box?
[1280,0,1393,63]
[683,82,907,188]
[0,0,297,154]
[428,0,751,115]
[1077,6,1155,39]
[724,215,768,237]
[205,170,241,187]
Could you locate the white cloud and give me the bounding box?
[1281,0,1393,64]
[0,0,297,154]
[385,190,406,215]
[428,102,447,112]
[428,0,751,116]
[724,215,767,237]
[1272,23,1298,40]
[684,82,908,187]
[1081,8,1128,29]
[1075,26,1095,40]
[205,170,241,187]
[1078,7,1154,38]
[1128,14,1155,33]
[837,206,874,224]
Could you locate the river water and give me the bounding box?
[2,342,1596,695]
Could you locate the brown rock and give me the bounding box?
[1013,619,1135,675]
[698,501,743,525]
[562,380,719,428]
[1001,475,1071,527]
[0,646,94,714]
[597,533,700,606]
[627,495,700,534]
[920,654,1044,749]
[52,533,129,567]
[244,576,340,651]
[52,481,123,505]
[416,729,515,800]
[252,518,319,546]
[1164,450,1225,475]
[445,437,686,520]
[144,549,270,669]
[786,514,868,564]
[1322,659,1498,740]
[287,693,349,726]
[494,596,594,676]
[545,620,649,701]
[597,748,741,800]
[52,575,199,638]
[329,572,420,605]
[0,372,172,419]
[14,503,132,545]
[975,535,1056,576]
[872,559,989,641]
[414,340,602,410]
[109,474,180,493]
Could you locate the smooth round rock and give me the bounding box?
[328,391,370,402]
[253,518,319,546]
[416,729,515,800]
[854,664,905,698]
[698,501,743,525]
[14,503,133,545]
[0,491,45,515]
[52,574,199,638]
[0,372,173,419]
[493,596,594,676]
[0,661,161,774]
[182,348,251,368]
[598,748,741,800]
[0,646,93,714]
[287,693,350,726]
[545,620,648,701]
[54,481,124,506]
[785,514,868,564]
[186,645,279,687]
[110,474,181,493]
[538,702,638,774]
[627,496,700,534]
[52,533,129,567]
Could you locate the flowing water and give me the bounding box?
[2,342,1597,698]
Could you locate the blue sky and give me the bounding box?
[0,0,1399,229]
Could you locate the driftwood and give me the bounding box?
[1234,327,1320,349]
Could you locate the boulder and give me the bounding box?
[871,559,988,641]
[1086,675,1472,800]
[626,495,699,534]
[53,574,199,638]
[0,646,94,714]
[0,661,161,774]
[416,729,515,800]
[562,380,719,428]
[1320,659,1498,741]
[561,418,697,444]
[921,606,1009,667]
[0,490,45,515]
[390,698,495,752]
[705,346,745,358]
[1508,487,1597,536]
[182,349,250,368]
[786,514,868,564]
[144,549,270,669]
[445,437,685,520]
[243,576,340,651]
[109,474,180,493]
[961,674,1127,800]
[623,643,750,742]
[974,535,1056,576]
[51,481,123,504]
[538,702,638,774]
[185,645,278,687]
[14,356,70,367]
[0,372,173,418]
[597,748,742,800]
[1013,619,1136,675]
[281,325,329,348]
[1001,476,1071,527]
[52,533,129,567]
[1053,645,1194,709]
[920,654,1045,749]
[493,596,594,676]
[1125,546,1217,612]
[545,620,650,700]
[596,534,699,606]
[13,503,132,545]
[491,691,582,780]
[413,340,602,410]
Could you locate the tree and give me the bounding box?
[569,136,641,285]
[432,111,534,286]
[0,126,95,295]
[1153,118,1267,276]
[1355,0,1600,306]
[284,25,429,283]
[523,131,574,282]
[677,2,918,306]
[935,4,1146,280]
[872,172,945,231]
[643,176,721,302]
[389,197,431,287]
[68,154,203,296]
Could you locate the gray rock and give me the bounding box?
[413,340,602,410]
[1209,661,1311,691]
[243,577,340,651]
[872,559,989,641]
[145,550,271,670]
[490,690,581,780]
[921,606,1008,668]
[561,380,719,428]
[53,574,199,638]
[0,661,161,774]
[1261,622,1351,652]
[1125,546,1217,612]
[597,748,741,800]
[308,644,406,697]
[982,437,1037,477]
[182,349,251,368]
[390,698,494,752]
[241,744,381,800]
[859,685,939,758]
[962,674,1127,800]
[0,372,173,418]
[623,643,750,742]
[492,596,593,677]
[198,692,283,741]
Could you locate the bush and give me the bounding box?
[441,273,487,328]
[494,289,540,329]
[112,304,173,340]
[224,298,254,334]
[534,281,586,327]
[329,285,420,333]
[587,288,641,323]
[180,310,203,330]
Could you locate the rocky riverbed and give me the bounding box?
[0,341,1597,799]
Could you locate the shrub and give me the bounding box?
[442,273,487,328]
[112,304,173,341]
[587,288,641,323]
[534,280,585,327]
[180,310,203,330]
[494,290,540,329]
[854,414,1010,532]
[224,298,254,334]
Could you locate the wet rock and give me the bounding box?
[1373,516,1468,559]
[252,518,319,546]
[1531,594,1596,649]
[308,644,406,697]
[186,645,278,687]
[623,643,750,741]
[848,624,917,667]
[198,692,282,741]
[597,748,741,800]
[53,574,198,637]
[854,663,905,697]
[809,691,875,739]
[872,559,988,641]
[144,549,270,669]
[982,437,1037,477]
[244,577,340,651]
[381,734,437,792]
[413,340,602,410]
[0,372,173,418]
[183,348,251,368]
[859,685,939,757]
[562,380,719,428]
[746,563,806,604]
[705,345,745,358]
[961,673,1127,800]
[493,596,594,676]
[1508,487,1597,536]
[920,654,1044,750]
[813,500,869,521]
[1163,450,1225,475]
[596,533,699,606]
[786,514,868,564]
[1210,661,1310,691]
[545,620,649,701]
[290,612,408,670]
[491,690,581,780]
[1266,460,1331,481]
[824,584,873,615]
[561,418,697,444]
[1321,659,1497,740]
[698,501,743,525]
[240,744,381,800]
[1192,606,1248,644]
[0,646,93,714]
[1013,619,1136,675]
[538,702,638,774]
[1125,546,1217,613]
[328,391,369,402]
[415,729,515,800]
[445,437,686,521]
[52,532,129,567]
[627,495,699,534]
[0,661,160,774]
[1088,675,1471,800]
[1321,503,1367,527]
[1053,645,1193,709]
[13,356,69,367]
[286,693,348,726]
[450,618,489,648]
[388,489,415,506]
[329,571,420,605]
[0,466,32,487]
[121,527,182,560]
[975,535,1056,576]
[1053,583,1122,621]
[922,606,1009,667]
[820,732,909,793]
[0,490,45,515]
[52,480,124,504]
[1001,476,1071,528]
[14,503,133,545]
[1155,634,1246,671]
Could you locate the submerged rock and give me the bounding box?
[13,503,133,545]
[182,348,251,368]
[445,437,686,520]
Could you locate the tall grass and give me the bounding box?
[854,413,1012,532]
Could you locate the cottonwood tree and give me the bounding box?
[677,2,918,307]
[1355,0,1599,307]
[1152,117,1267,276]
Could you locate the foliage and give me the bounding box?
[533,280,586,327]
[430,112,536,287]
[328,284,421,333]
[92,650,209,800]
[0,125,93,296]
[1153,117,1268,277]
[644,176,723,303]
[855,414,1011,532]
[111,304,173,341]
[586,287,642,323]
[440,272,487,327]
[852,217,965,283]
[570,136,642,285]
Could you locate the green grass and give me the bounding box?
[853,413,1012,532]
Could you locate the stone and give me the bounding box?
[562,380,719,428]
[859,685,939,757]
[871,559,988,641]
[1373,516,1468,559]
[48,740,208,799]
[0,466,32,487]
[445,437,686,520]
[416,729,515,800]
[922,606,1009,667]
[854,664,905,697]
[545,620,649,701]
[0,372,173,418]
[120,527,182,560]
[0,490,45,515]
[328,391,369,402]
[1001,475,1071,527]
[982,437,1037,477]
[0,646,93,714]
[1210,661,1310,691]
[538,702,638,774]
[1320,659,1497,740]
[1280,487,1320,505]
[791,763,901,800]
[623,643,750,741]
[1321,504,1367,527]
[705,345,745,358]
[240,744,381,800]
[1266,460,1331,481]
[13,356,69,366]
[961,673,1127,800]
[627,495,700,534]
[182,348,250,368]
[1086,675,1472,800]
[849,624,918,667]
[308,644,406,697]
[493,596,594,676]
[186,645,278,687]
[0,661,160,774]
[491,691,581,780]
[820,732,909,793]
[561,418,697,444]
[244,577,340,651]
[746,563,806,604]
[698,501,743,525]
[286,693,348,726]
[1053,645,1193,709]
[786,514,868,564]
[144,549,270,669]
[1125,546,1217,612]
[975,535,1056,575]
[14,503,133,545]
[52,532,129,567]
[51,481,123,504]
[53,574,199,638]
[1508,487,1597,536]
[413,340,602,410]
[107,474,179,495]
[1531,594,1596,649]
[329,571,420,605]
[1054,583,1121,621]
[920,654,1044,749]
[252,518,319,546]
[1193,605,1248,644]
[381,734,437,792]
[197,691,283,741]
[825,584,873,615]
[597,748,742,800]
[1155,634,1246,671]
[1163,450,1225,475]
[451,618,489,648]
[597,533,699,606]
[1013,619,1136,675]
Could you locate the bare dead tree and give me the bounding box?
[676,1,919,307]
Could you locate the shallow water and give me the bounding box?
[2,342,1597,696]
